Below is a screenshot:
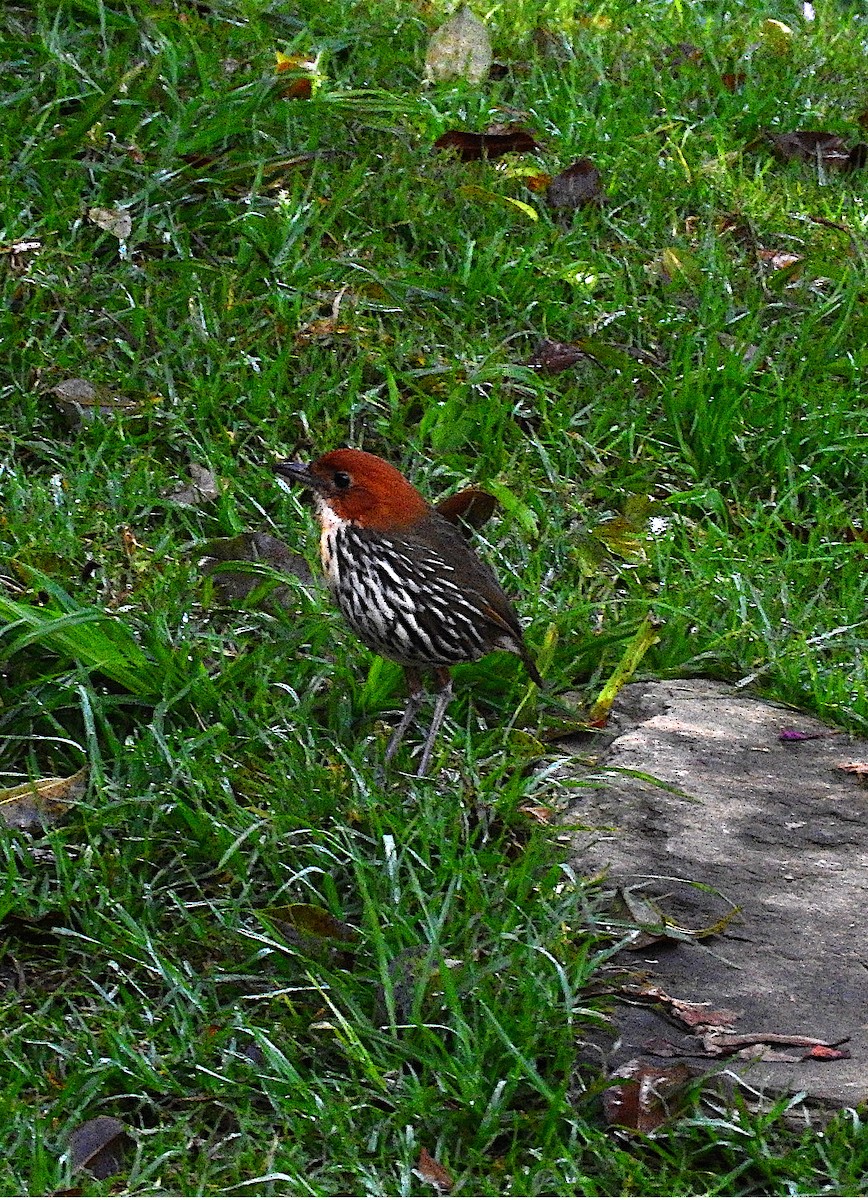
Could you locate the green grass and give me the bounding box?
[2,0,868,1192]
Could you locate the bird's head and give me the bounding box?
[274,448,430,530]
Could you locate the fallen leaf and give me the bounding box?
[768,131,854,170]
[837,761,868,785]
[721,72,746,91]
[526,338,593,375]
[756,248,803,273]
[518,803,557,824]
[87,206,132,240]
[759,18,794,54]
[779,728,825,741]
[458,183,538,221]
[669,998,739,1030]
[703,1030,847,1055]
[842,525,868,543]
[602,1060,693,1132]
[425,5,492,84]
[275,51,319,99]
[433,129,539,161]
[591,516,647,562]
[532,27,570,60]
[415,1147,454,1193]
[384,945,439,1022]
[717,332,765,368]
[166,463,220,506]
[283,77,312,99]
[547,158,604,210]
[294,316,356,344]
[199,531,312,605]
[0,767,88,831]
[807,1044,851,1060]
[258,904,359,969]
[265,904,358,943]
[656,246,703,286]
[275,51,318,74]
[1,237,42,271]
[68,1116,129,1180]
[47,378,143,424]
[435,487,497,531]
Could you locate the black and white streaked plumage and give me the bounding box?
[274,448,541,775]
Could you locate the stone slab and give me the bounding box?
[564,679,868,1108]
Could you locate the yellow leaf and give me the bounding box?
[275,51,317,73]
[759,18,794,53]
[459,185,538,222]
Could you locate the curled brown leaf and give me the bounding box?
[547,158,604,210]
[433,129,539,161]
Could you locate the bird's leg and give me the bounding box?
[384,667,426,766]
[416,667,453,777]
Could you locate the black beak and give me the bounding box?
[273,460,319,491]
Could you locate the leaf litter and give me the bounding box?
[47,378,145,424]
[547,157,605,210]
[0,767,88,831]
[434,128,540,161]
[424,5,492,84]
[68,1115,130,1181]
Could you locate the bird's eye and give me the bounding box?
[333,470,351,490]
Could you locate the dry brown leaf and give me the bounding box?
[837,761,868,786]
[425,5,492,84]
[199,531,312,605]
[767,131,865,171]
[87,206,132,239]
[518,803,557,824]
[620,983,739,1031]
[547,158,604,210]
[295,316,356,344]
[166,463,220,506]
[703,1030,847,1054]
[717,332,765,369]
[0,767,88,831]
[602,1059,693,1132]
[1,237,42,271]
[669,998,739,1030]
[721,72,747,91]
[415,1147,454,1193]
[523,172,553,192]
[283,78,313,99]
[68,1116,129,1180]
[663,42,703,70]
[526,338,593,375]
[259,904,358,971]
[48,378,143,424]
[275,52,317,74]
[756,248,803,272]
[433,129,539,161]
[265,903,359,944]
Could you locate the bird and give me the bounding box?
[274,448,542,776]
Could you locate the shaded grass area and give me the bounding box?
[2,0,868,1192]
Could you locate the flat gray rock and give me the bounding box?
[564,679,868,1108]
